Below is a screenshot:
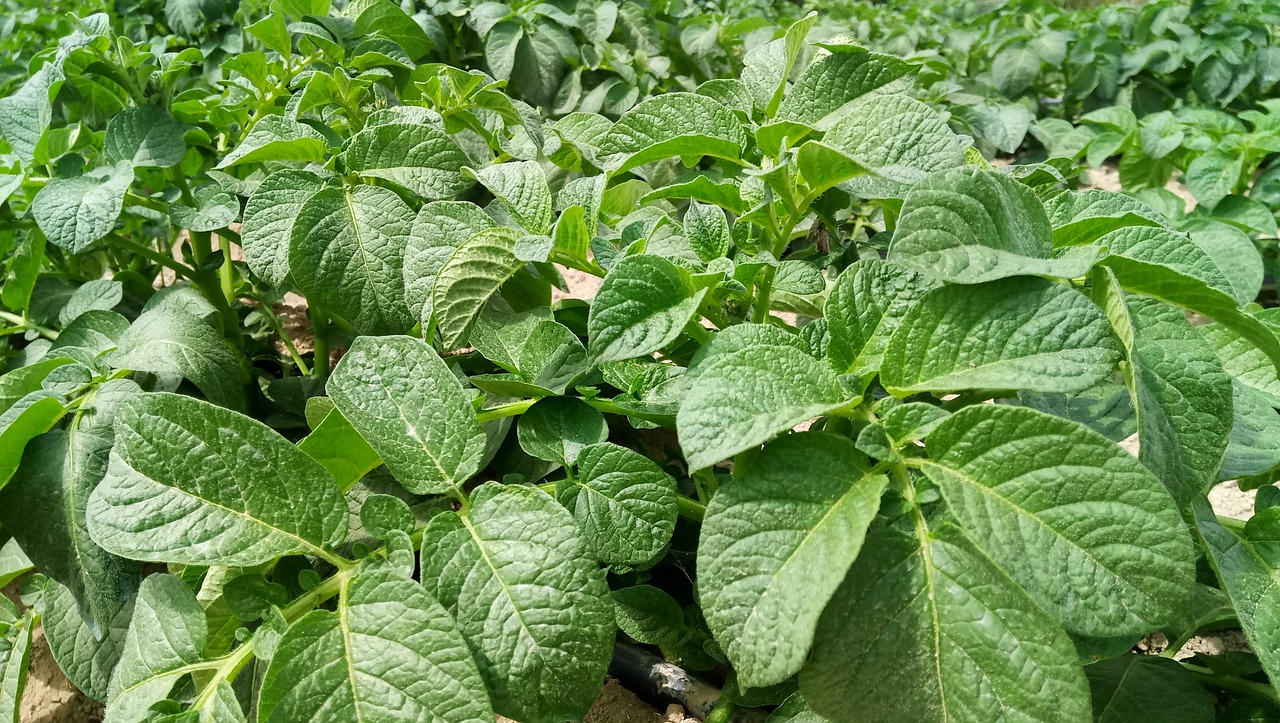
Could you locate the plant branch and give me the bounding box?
[476,398,536,423]
[0,311,57,340]
[108,234,197,278]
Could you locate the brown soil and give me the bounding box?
[20,627,104,723]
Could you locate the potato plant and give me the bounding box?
[1,5,1279,723]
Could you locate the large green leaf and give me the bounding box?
[430,227,525,349]
[517,396,608,467]
[821,94,966,197]
[87,393,347,567]
[240,169,326,287]
[1097,275,1231,507]
[216,115,328,168]
[921,404,1195,636]
[0,603,32,723]
[801,522,1090,723]
[345,122,472,200]
[0,357,72,414]
[289,184,415,336]
[1201,309,1280,406]
[600,93,748,174]
[327,335,486,495]
[740,13,815,117]
[678,325,852,470]
[0,393,67,493]
[32,162,134,253]
[466,161,553,234]
[1193,501,1280,699]
[882,277,1121,395]
[587,255,707,364]
[890,167,1096,284]
[1085,654,1214,723]
[557,442,678,565]
[297,406,382,493]
[103,105,185,168]
[43,579,132,702]
[824,259,936,379]
[775,47,916,131]
[1220,380,1280,480]
[403,201,494,327]
[103,574,209,723]
[1045,190,1166,248]
[699,432,886,688]
[102,304,244,411]
[0,380,143,630]
[258,565,494,723]
[0,62,63,162]
[420,483,613,723]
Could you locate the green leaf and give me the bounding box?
[821,94,966,197]
[169,183,239,233]
[890,167,1096,284]
[0,539,31,589]
[1085,654,1214,722]
[102,304,244,411]
[58,280,123,326]
[699,432,886,688]
[776,47,916,132]
[0,607,32,723]
[1188,223,1265,307]
[0,380,143,630]
[358,494,414,539]
[431,227,525,349]
[0,357,72,414]
[1193,501,1280,700]
[1201,309,1280,406]
[1019,381,1136,443]
[740,13,815,117]
[921,404,1196,636]
[517,396,608,467]
[43,578,132,702]
[420,483,613,723]
[1045,189,1167,248]
[1220,380,1280,481]
[600,93,748,174]
[327,335,486,495]
[0,62,63,162]
[0,393,67,493]
[404,201,495,326]
[1102,226,1236,299]
[588,255,707,364]
[801,522,1090,723]
[350,0,432,60]
[611,586,686,648]
[289,184,415,336]
[1186,150,1243,210]
[216,115,328,168]
[557,442,677,565]
[166,0,225,35]
[103,105,186,168]
[32,161,134,253]
[824,259,937,379]
[48,310,129,371]
[465,160,553,234]
[684,201,732,263]
[345,122,472,200]
[103,574,208,722]
[882,277,1121,395]
[297,406,382,493]
[1,231,43,313]
[1100,240,1280,377]
[87,393,347,567]
[258,565,494,723]
[241,169,326,287]
[678,325,852,470]
[1096,275,1231,507]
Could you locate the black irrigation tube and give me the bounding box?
[608,643,769,722]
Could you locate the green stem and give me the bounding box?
[0,311,57,340]
[108,234,197,278]
[583,397,675,427]
[685,320,713,345]
[476,398,536,423]
[310,307,330,380]
[253,294,310,375]
[706,698,736,723]
[217,233,235,305]
[1182,663,1280,704]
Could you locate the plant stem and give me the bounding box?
[583,397,675,426]
[253,294,310,375]
[217,233,235,304]
[476,398,536,423]
[1182,662,1280,704]
[0,311,57,340]
[310,307,330,380]
[108,234,197,278]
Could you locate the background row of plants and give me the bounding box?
[1,1,1280,723]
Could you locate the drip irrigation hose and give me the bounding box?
[608,643,769,723]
